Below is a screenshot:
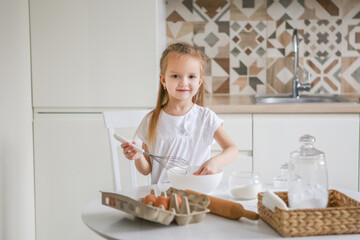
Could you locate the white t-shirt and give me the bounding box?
[137,104,223,184]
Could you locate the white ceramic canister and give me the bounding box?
[288,134,328,209]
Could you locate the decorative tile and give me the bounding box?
[230,21,267,58]
[166,0,193,22]
[204,76,213,93]
[212,76,230,94]
[266,57,303,94]
[303,19,344,57]
[303,0,340,20]
[203,58,213,93]
[193,22,230,58]
[193,21,230,94]
[230,57,266,94]
[300,1,318,20]
[230,20,267,94]
[303,0,360,20]
[166,22,194,44]
[212,58,229,76]
[193,0,230,22]
[341,57,360,93]
[211,58,230,94]
[267,0,305,20]
[204,58,230,94]
[267,20,305,58]
[230,0,267,21]
[164,1,360,95]
[343,19,360,57]
[305,56,341,94]
[334,0,360,19]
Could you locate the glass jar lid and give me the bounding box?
[291,134,324,159]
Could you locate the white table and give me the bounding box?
[82,182,360,240]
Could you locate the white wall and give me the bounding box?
[0,1,35,240]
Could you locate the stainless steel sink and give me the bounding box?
[254,94,357,104]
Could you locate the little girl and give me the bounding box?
[121,42,238,184]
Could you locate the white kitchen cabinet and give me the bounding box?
[33,112,151,240]
[33,113,113,240]
[212,150,252,180]
[1,1,35,239]
[212,114,253,179]
[253,114,359,191]
[212,114,252,151]
[30,0,166,108]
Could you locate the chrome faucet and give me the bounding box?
[292,29,310,98]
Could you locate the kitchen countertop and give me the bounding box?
[205,95,360,114]
[82,183,360,240]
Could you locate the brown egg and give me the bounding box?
[154,196,169,210]
[142,194,157,205]
[169,194,182,208]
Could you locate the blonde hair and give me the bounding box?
[147,42,207,146]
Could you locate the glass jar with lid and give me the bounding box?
[273,162,289,189]
[288,134,328,209]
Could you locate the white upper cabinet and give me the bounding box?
[30,0,166,108]
[253,114,359,191]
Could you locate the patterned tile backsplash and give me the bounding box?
[165,0,360,95]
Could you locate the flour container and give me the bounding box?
[288,134,328,209]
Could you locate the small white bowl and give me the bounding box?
[167,166,223,194]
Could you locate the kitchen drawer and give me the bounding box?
[212,114,252,151]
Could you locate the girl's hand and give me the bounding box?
[121,142,143,161]
[193,158,220,175]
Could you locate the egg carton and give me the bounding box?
[101,187,210,225]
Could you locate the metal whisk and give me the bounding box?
[114,134,191,175]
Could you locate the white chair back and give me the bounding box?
[103,110,151,192]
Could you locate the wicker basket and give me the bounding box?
[257,190,360,237]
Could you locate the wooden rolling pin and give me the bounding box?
[186,190,260,221]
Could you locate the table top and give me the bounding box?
[82,182,360,240]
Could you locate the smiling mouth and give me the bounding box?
[177,89,190,92]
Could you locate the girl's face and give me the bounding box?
[160,54,203,103]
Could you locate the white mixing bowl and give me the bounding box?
[167,166,223,194]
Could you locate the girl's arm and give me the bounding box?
[194,125,238,175]
[121,142,152,175]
